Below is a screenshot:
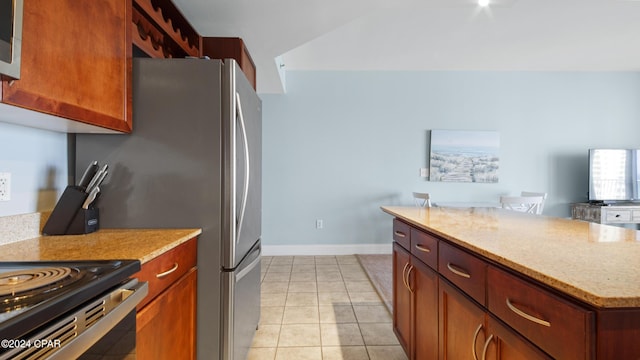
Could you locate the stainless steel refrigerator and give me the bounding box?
[75,58,262,360]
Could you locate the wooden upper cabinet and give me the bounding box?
[201,37,257,90]
[1,0,133,133]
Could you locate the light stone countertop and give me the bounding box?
[0,228,202,264]
[382,206,640,308]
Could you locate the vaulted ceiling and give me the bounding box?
[173,0,640,94]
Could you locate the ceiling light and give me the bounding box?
[478,0,490,6]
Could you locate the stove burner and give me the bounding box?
[0,267,73,296]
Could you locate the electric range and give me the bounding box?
[0,260,147,359]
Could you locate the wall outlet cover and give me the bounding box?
[0,173,11,201]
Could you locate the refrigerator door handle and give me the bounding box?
[236,247,261,281]
[235,91,250,244]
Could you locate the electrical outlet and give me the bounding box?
[420,168,429,177]
[316,219,323,229]
[0,172,11,201]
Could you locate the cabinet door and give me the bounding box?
[411,258,438,360]
[439,278,486,359]
[2,0,132,132]
[392,242,412,354]
[483,316,552,360]
[137,268,197,360]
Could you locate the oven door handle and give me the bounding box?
[46,279,149,360]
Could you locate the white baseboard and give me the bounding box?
[262,243,392,256]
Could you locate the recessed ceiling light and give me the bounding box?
[478,0,490,6]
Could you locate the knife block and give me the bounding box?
[42,186,100,235]
[66,207,99,235]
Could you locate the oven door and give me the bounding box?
[0,279,148,360]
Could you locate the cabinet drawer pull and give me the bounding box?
[414,244,431,253]
[156,262,179,278]
[481,334,494,360]
[447,262,471,279]
[394,230,407,238]
[506,298,551,327]
[472,323,483,360]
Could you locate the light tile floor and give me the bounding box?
[249,255,408,360]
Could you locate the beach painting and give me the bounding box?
[429,130,499,183]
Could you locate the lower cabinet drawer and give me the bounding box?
[604,209,632,223]
[410,228,438,269]
[136,237,197,309]
[487,266,594,360]
[439,241,486,306]
[393,219,411,250]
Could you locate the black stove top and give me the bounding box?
[0,260,140,342]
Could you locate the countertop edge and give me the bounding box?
[0,228,203,265]
[138,229,202,264]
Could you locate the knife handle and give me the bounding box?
[78,161,98,188]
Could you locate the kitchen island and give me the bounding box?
[382,206,640,360]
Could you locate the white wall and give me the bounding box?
[261,71,640,249]
[0,122,68,216]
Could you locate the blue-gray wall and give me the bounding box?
[0,122,68,216]
[262,71,640,249]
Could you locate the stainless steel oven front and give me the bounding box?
[1,279,148,360]
[0,260,148,360]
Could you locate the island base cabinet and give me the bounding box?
[440,278,551,360]
[411,258,438,360]
[439,278,486,359]
[487,266,594,359]
[137,267,197,360]
[392,243,412,354]
[484,316,552,360]
[596,309,640,359]
[393,242,438,360]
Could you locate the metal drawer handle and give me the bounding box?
[472,323,483,360]
[481,334,494,360]
[156,262,179,278]
[394,230,407,238]
[447,262,471,279]
[401,262,410,290]
[506,298,551,327]
[414,244,431,253]
[406,265,414,293]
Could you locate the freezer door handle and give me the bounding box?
[236,248,261,281]
[235,91,250,244]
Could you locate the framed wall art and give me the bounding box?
[429,130,499,183]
